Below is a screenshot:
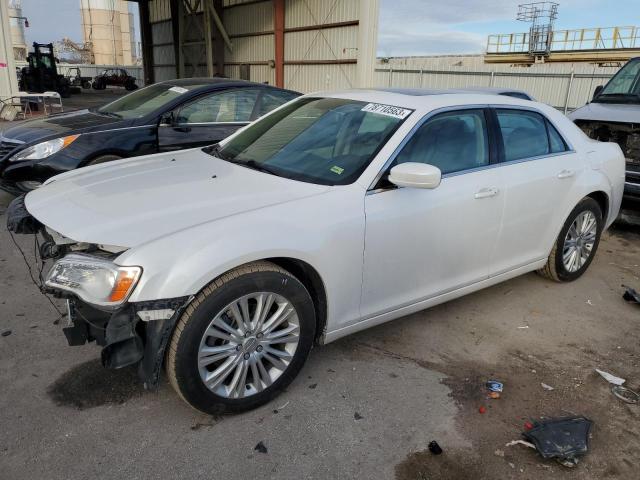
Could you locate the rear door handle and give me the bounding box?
[474,187,499,199]
[557,169,575,179]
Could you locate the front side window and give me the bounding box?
[393,109,489,175]
[497,109,567,161]
[213,97,410,185]
[177,89,259,124]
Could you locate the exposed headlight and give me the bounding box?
[45,254,141,308]
[9,135,79,162]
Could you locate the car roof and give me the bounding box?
[158,77,299,94]
[309,88,543,114]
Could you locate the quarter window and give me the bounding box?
[177,89,259,124]
[394,109,490,175]
[255,90,298,117]
[496,109,567,161]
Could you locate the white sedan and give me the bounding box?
[8,90,625,414]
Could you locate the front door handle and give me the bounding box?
[474,187,499,199]
[557,169,575,179]
[174,126,192,133]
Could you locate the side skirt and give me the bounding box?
[322,259,547,344]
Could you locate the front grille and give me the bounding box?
[0,140,21,160]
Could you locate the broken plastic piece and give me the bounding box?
[595,368,625,385]
[622,285,640,304]
[505,439,536,449]
[541,382,555,391]
[611,385,640,404]
[522,416,592,462]
[488,391,501,399]
[254,441,268,454]
[478,406,487,414]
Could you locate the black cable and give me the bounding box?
[9,231,65,322]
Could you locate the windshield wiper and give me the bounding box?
[98,111,122,118]
[596,92,640,101]
[228,158,281,177]
[203,143,225,158]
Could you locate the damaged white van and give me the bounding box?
[7,90,625,414]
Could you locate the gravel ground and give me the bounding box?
[1,188,639,480]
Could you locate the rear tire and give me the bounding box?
[167,261,316,414]
[538,197,603,282]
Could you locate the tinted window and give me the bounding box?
[497,109,549,161]
[214,97,409,185]
[394,109,489,175]
[256,90,298,117]
[547,121,568,153]
[177,89,259,123]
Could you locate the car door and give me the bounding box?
[489,107,583,275]
[157,88,260,151]
[360,108,505,319]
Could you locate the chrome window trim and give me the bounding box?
[81,124,156,135]
[367,103,576,193]
[169,121,249,127]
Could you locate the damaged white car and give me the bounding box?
[7,90,625,414]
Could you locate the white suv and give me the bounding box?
[8,90,625,414]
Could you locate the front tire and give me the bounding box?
[167,262,316,414]
[538,197,603,282]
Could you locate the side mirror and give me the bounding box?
[388,162,441,189]
[593,85,604,100]
[160,111,175,126]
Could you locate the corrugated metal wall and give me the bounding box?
[144,0,377,92]
[375,55,622,111]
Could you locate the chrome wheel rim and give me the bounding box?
[197,292,300,399]
[562,210,597,273]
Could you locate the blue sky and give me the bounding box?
[20,0,640,57]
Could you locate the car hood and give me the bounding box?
[0,109,129,144]
[25,149,330,248]
[568,102,640,123]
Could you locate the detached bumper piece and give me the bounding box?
[6,194,41,234]
[65,296,191,389]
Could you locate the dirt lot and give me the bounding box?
[1,187,639,479]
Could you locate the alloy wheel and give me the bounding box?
[562,210,597,273]
[197,292,300,399]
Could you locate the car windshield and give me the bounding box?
[595,59,640,103]
[210,97,411,185]
[97,83,201,119]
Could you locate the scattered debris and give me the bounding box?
[523,421,534,431]
[517,325,530,329]
[487,391,501,400]
[541,382,555,391]
[354,412,363,420]
[254,441,268,454]
[586,299,594,306]
[486,380,503,393]
[478,406,487,414]
[276,401,290,410]
[428,441,443,455]
[595,368,625,386]
[308,383,318,389]
[622,285,640,304]
[1,330,11,337]
[327,368,335,373]
[522,417,592,467]
[494,449,505,457]
[611,385,640,404]
[505,439,536,450]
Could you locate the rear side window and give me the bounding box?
[496,109,567,161]
[256,90,298,117]
[394,109,489,175]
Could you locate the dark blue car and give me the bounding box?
[0,78,299,195]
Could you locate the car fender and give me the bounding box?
[117,187,366,332]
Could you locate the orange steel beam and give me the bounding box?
[274,0,285,88]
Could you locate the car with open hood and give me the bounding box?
[0,78,299,195]
[569,57,640,204]
[7,89,624,414]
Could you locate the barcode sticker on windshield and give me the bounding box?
[361,103,412,119]
[169,86,189,94]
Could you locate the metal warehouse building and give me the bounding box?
[135,0,379,92]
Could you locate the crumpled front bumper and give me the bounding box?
[64,296,190,388]
[6,194,192,389]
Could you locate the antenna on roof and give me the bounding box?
[517,2,559,56]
